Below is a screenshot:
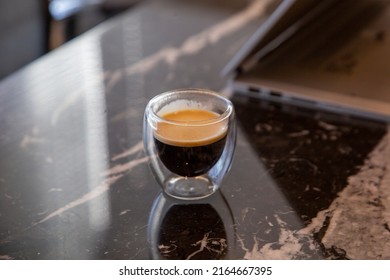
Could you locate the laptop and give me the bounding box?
[223,0,390,121]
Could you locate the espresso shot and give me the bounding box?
[144,88,236,199]
[154,109,227,177]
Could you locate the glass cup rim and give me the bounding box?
[146,88,233,127]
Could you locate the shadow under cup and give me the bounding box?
[144,89,236,200]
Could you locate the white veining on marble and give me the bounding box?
[240,127,390,259]
[105,156,148,177]
[239,214,314,260]
[0,255,14,260]
[108,97,147,124]
[20,126,45,148]
[51,88,84,126]
[34,142,149,226]
[104,0,272,88]
[159,244,178,256]
[104,70,123,93]
[241,207,257,223]
[318,121,339,131]
[186,232,227,260]
[119,209,132,216]
[303,127,390,259]
[111,140,143,161]
[109,107,141,123]
[49,0,270,125]
[48,188,63,193]
[35,175,121,225]
[314,121,349,141]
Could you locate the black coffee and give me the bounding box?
[154,135,226,177]
[154,109,227,177]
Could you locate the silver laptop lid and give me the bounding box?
[222,0,335,76]
[224,0,390,121]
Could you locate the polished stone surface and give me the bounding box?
[0,0,389,260]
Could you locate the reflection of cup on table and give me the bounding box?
[147,191,236,260]
[143,89,236,200]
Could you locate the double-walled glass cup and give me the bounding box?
[143,89,236,200]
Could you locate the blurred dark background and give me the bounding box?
[0,0,140,81]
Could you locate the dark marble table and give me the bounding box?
[1,0,389,260]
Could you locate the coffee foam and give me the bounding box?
[154,109,227,147]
